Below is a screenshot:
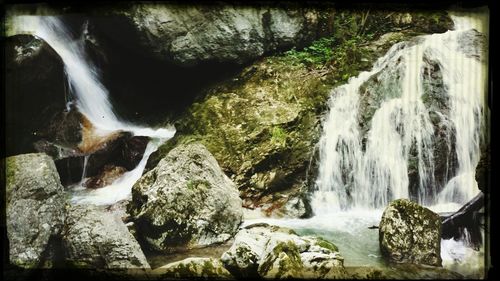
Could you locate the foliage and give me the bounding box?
[270,126,288,147]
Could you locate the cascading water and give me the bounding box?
[244,10,488,277]
[313,13,488,213]
[11,15,176,204]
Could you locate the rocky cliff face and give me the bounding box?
[89,2,337,66]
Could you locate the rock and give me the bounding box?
[456,29,487,62]
[5,35,66,157]
[91,2,336,67]
[221,223,345,279]
[62,204,150,269]
[84,165,127,189]
[128,142,243,252]
[379,199,442,266]
[146,9,453,218]
[5,153,66,268]
[54,133,148,186]
[151,257,233,279]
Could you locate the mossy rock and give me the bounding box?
[147,9,454,217]
[152,257,234,279]
[379,199,442,266]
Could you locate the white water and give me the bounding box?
[305,10,488,275]
[314,13,487,212]
[245,11,488,276]
[10,15,175,139]
[70,139,161,205]
[11,15,176,205]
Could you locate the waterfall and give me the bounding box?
[313,13,488,213]
[11,15,176,204]
[10,15,175,138]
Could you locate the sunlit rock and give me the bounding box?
[221,223,345,279]
[128,142,243,252]
[62,204,150,269]
[152,257,233,279]
[5,153,65,268]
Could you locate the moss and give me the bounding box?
[149,9,454,212]
[186,179,211,191]
[259,241,304,278]
[315,236,339,252]
[270,126,288,147]
[5,157,18,200]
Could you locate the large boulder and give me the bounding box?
[128,142,243,252]
[379,199,442,266]
[4,35,67,157]
[5,153,66,268]
[221,223,346,279]
[151,257,233,279]
[62,204,150,269]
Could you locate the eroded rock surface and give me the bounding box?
[5,153,66,268]
[379,199,442,266]
[221,223,346,279]
[128,142,243,252]
[62,204,150,269]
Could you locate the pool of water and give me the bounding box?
[243,208,485,278]
[243,209,385,267]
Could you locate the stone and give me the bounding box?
[146,9,453,218]
[128,142,243,252]
[62,204,150,269]
[152,257,233,279]
[379,199,442,266]
[91,3,336,66]
[5,153,66,268]
[221,223,345,279]
[84,165,127,189]
[5,35,66,157]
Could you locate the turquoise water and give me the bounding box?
[243,209,385,267]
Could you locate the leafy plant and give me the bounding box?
[270,126,288,147]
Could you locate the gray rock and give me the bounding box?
[456,29,487,62]
[94,3,334,66]
[5,35,67,156]
[151,257,233,279]
[379,199,442,266]
[5,153,66,268]
[62,204,150,269]
[128,142,243,252]
[221,223,345,279]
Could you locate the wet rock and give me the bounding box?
[5,153,66,268]
[457,29,487,62]
[128,142,243,252]
[151,257,233,279]
[146,9,453,218]
[379,199,442,266]
[84,165,127,189]
[5,35,66,157]
[221,223,345,279]
[117,136,150,170]
[62,204,150,269]
[54,133,148,186]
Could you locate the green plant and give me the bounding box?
[270,126,288,147]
